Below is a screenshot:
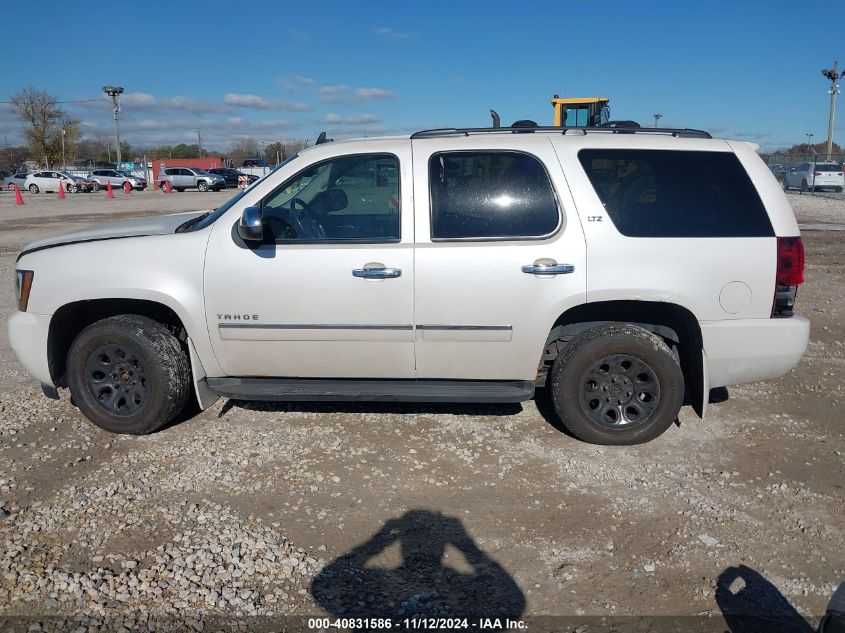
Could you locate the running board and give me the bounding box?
[205,378,535,403]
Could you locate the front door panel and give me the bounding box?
[204,145,415,378]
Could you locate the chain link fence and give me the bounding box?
[761,152,845,199]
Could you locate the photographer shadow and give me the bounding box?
[716,565,814,633]
[310,509,525,621]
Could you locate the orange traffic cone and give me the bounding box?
[13,184,24,205]
[165,180,172,194]
[58,180,66,199]
[106,180,114,198]
[123,180,131,194]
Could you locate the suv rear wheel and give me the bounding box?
[67,315,191,434]
[549,324,684,445]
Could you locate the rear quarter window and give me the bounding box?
[578,149,774,237]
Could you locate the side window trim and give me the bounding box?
[428,149,562,242]
[258,151,403,245]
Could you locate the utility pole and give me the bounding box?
[61,129,66,170]
[196,128,203,157]
[653,113,663,128]
[103,86,124,167]
[821,61,843,160]
[4,135,12,172]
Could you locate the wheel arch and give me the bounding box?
[540,300,706,417]
[47,298,217,409]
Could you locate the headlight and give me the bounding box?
[15,270,34,311]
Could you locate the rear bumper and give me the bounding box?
[702,316,810,388]
[7,311,53,387]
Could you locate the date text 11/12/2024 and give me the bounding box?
[307,617,527,630]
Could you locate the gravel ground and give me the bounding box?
[0,190,843,632]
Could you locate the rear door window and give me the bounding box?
[578,149,773,238]
[429,151,559,240]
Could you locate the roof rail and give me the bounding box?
[410,126,713,140]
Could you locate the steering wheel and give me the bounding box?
[290,197,326,239]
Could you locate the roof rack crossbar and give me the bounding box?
[410,126,712,140]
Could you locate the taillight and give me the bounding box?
[772,237,805,317]
[776,237,804,286]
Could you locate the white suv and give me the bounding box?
[8,127,809,445]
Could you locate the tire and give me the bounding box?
[92,183,100,192]
[175,188,185,192]
[836,187,843,193]
[66,315,191,435]
[801,179,809,192]
[549,324,684,445]
[68,184,78,193]
[197,180,209,192]
[29,184,39,193]
[160,181,168,192]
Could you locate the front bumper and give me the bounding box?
[7,311,53,386]
[702,316,810,388]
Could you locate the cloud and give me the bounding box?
[223,93,309,111]
[320,85,396,104]
[319,113,381,125]
[320,85,348,104]
[353,87,395,102]
[278,74,317,92]
[375,26,411,40]
[81,92,230,115]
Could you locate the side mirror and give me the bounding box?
[238,206,263,241]
[325,188,348,212]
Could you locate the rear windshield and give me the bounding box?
[578,149,774,238]
[814,164,843,172]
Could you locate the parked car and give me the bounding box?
[242,158,268,168]
[3,172,29,190]
[88,169,147,191]
[158,167,225,192]
[207,168,260,188]
[23,171,76,194]
[67,174,100,193]
[783,162,844,192]
[769,164,786,180]
[8,127,809,445]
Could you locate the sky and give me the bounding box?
[1,0,843,153]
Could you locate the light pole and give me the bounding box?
[653,113,663,128]
[102,85,124,167]
[806,132,814,148]
[195,128,203,157]
[821,61,843,160]
[60,129,66,170]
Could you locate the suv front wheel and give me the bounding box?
[550,324,684,445]
[67,315,191,434]
[197,180,209,192]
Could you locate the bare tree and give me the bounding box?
[229,136,259,167]
[10,87,80,168]
[263,139,307,165]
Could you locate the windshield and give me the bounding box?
[179,154,299,233]
[815,164,843,172]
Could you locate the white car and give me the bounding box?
[783,162,844,192]
[23,171,76,194]
[88,169,147,191]
[8,126,809,445]
[3,172,29,190]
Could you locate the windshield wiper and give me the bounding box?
[175,211,211,233]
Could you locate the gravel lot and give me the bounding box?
[0,188,843,631]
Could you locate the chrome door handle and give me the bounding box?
[522,260,575,275]
[352,267,402,279]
